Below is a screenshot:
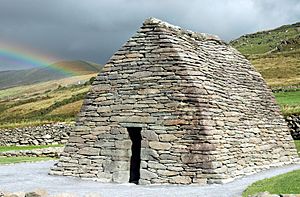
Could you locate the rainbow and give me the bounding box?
[0,42,77,76]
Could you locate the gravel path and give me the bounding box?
[0,161,299,197]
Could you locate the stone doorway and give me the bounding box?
[127,127,142,184]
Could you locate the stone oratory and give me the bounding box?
[50,18,298,184]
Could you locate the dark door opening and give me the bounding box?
[127,127,142,184]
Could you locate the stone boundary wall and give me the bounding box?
[0,123,72,146]
[285,115,300,140]
[0,147,64,158]
[0,117,298,147]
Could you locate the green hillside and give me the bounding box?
[230,21,300,116]
[274,91,300,116]
[0,60,103,90]
[230,22,300,55]
[230,22,300,88]
[0,60,102,127]
[51,60,103,75]
[0,74,96,128]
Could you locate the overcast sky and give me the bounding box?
[0,0,300,71]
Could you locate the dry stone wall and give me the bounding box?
[50,18,298,185]
[286,115,300,140]
[0,123,71,146]
[0,147,63,158]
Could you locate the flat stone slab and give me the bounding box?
[0,161,299,197]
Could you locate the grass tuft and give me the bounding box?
[274,91,300,116]
[0,144,64,152]
[242,169,300,196]
[0,156,55,164]
[294,140,300,155]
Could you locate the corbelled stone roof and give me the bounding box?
[50,18,298,185]
[143,17,222,42]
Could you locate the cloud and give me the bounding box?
[0,0,299,70]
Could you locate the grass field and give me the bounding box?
[0,120,60,129]
[230,22,300,55]
[0,145,63,165]
[294,140,300,155]
[0,144,64,152]
[275,91,300,105]
[250,51,300,87]
[242,169,300,196]
[274,90,300,115]
[0,74,95,100]
[49,100,83,116]
[0,156,55,164]
[230,22,300,88]
[0,74,96,128]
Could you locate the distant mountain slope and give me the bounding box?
[0,73,96,128]
[230,22,300,55]
[51,60,103,75]
[230,22,300,88]
[0,60,103,90]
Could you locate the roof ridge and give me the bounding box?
[143,17,223,43]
